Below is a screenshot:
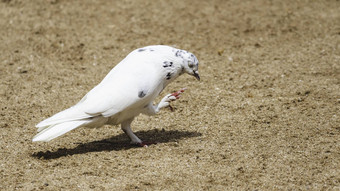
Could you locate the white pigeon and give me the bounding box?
[32,45,200,147]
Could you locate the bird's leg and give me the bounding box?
[121,119,142,144]
[156,88,186,112]
[121,118,156,147]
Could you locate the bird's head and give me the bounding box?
[177,50,200,81]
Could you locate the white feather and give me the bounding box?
[33,120,87,142]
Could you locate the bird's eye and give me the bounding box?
[188,61,194,68]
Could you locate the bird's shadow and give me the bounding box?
[32,129,201,160]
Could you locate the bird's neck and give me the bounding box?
[161,59,183,86]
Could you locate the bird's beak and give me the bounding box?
[193,71,200,81]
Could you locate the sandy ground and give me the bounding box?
[0,0,339,190]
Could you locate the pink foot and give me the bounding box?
[136,141,158,148]
[170,88,186,99]
[168,88,186,111]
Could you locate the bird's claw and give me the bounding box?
[165,88,186,111]
[135,141,158,148]
[170,88,186,100]
[157,88,186,112]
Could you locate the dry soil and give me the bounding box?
[0,0,339,190]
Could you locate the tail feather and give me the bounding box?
[32,120,88,142]
[36,106,91,128]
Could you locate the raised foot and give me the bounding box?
[167,88,186,111]
[170,88,186,100]
[157,88,186,112]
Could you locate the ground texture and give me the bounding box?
[0,0,339,190]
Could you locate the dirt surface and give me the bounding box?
[0,0,339,190]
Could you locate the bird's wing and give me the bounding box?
[82,77,144,117]
[82,52,163,118]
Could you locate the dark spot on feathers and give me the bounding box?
[138,48,146,52]
[163,61,174,68]
[175,50,188,58]
[166,73,172,80]
[138,91,146,98]
[175,50,181,57]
